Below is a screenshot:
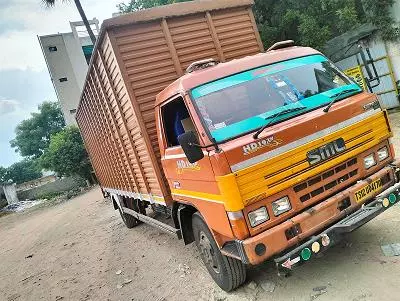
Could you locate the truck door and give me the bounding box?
[159,95,221,204]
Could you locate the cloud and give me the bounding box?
[0,0,120,71]
[0,99,20,116]
[0,19,25,35]
[0,0,120,167]
[0,68,56,167]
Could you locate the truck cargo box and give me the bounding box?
[76,0,264,206]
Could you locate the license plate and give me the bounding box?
[354,178,382,203]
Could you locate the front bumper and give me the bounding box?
[234,162,400,265]
[274,181,400,272]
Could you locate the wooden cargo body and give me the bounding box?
[75,0,264,206]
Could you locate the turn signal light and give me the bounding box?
[227,211,249,240]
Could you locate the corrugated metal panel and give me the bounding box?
[212,8,262,60]
[76,2,264,204]
[111,23,171,198]
[168,14,218,70]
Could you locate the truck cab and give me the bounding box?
[155,44,400,290]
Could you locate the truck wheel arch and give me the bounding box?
[177,203,197,245]
[112,197,119,210]
[111,194,124,211]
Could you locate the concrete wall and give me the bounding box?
[3,184,19,205]
[0,186,7,208]
[17,177,85,200]
[16,175,57,191]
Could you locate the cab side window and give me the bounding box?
[161,97,195,147]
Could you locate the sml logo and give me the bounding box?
[243,136,283,156]
[176,160,201,174]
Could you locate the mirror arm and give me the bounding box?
[188,141,220,151]
[358,44,381,91]
[358,45,373,79]
[366,48,380,88]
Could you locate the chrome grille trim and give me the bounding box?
[232,108,380,172]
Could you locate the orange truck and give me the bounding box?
[76,0,400,291]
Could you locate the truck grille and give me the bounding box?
[236,111,390,206]
[294,158,358,203]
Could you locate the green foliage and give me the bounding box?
[254,0,398,49]
[0,166,7,183]
[35,191,64,200]
[361,0,398,40]
[10,102,65,159]
[40,126,92,180]
[2,159,42,184]
[117,0,399,49]
[117,0,189,12]
[117,0,190,12]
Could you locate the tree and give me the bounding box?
[10,102,65,159]
[117,0,399,50]
[117,0,190,13]
[0,167,7,183]
[3,160,42,184]
[40,126,93,180]
[42,0,96,44]
[252,0,398,49]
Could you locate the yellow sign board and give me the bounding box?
[345,66,367,91]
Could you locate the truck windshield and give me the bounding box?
[191,54,362,142]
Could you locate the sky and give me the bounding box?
[0,0,121,167]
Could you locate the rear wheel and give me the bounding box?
[118,197,145,229]
[192,212,246,291]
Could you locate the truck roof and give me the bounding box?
[156,46,320,106]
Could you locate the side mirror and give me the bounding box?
[178,131,204,163]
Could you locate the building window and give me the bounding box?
[70,109,77,114]
[49,46,57,52]
[82,45,94,65]
[59,77,68,82]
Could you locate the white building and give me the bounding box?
[38,19,99,125]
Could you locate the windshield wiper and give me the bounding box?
[253,106,306,139]
[323,88,360,113]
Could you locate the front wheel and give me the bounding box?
[192,212,246,291]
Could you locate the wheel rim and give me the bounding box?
[199,231,220,274]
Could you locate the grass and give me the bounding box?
[0,211,11,218]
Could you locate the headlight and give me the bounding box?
[272,196,291,216]
[364,154,376,169]
[248,207,269,227]
[377,147,389,161]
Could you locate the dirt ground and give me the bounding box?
[2,112,400,301]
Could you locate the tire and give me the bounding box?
[192,212,246,291]
[117,205,140,229]
[117,197,145,229]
